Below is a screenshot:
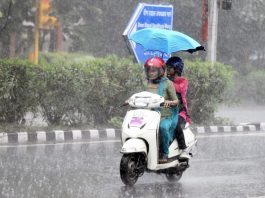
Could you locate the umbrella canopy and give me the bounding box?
[128,28,205,54]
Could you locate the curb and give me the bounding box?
[194,122,264,134]
[0,123,264,144]
[0,129,121,145]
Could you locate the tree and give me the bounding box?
[0,0,12,36]
[0,0,35,58]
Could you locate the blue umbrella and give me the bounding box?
[128,28,205,54]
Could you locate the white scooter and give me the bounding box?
[120,91,197,186]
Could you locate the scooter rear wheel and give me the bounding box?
[165,172,182,182]
[120,154,139,186]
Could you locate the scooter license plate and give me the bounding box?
[130,117,144,126]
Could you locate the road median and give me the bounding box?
[0,123,264,144]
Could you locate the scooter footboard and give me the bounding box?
[121,139,147,154]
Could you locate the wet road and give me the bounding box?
[0,132,265,198]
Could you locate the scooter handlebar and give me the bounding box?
[160,102,179,108]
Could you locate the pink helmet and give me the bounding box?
[144,57,165,80]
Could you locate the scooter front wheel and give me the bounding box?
[120,154,139,186]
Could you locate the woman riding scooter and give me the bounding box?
[166,57,191,159]
[144,57,179,163]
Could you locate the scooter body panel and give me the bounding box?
[168,139,181,158]
[121,109,160,170]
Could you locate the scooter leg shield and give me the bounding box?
[121,139,147,154]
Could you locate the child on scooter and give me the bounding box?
[166,56,191,159]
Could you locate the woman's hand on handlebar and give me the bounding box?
[164,99,179,108]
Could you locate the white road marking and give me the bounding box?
[0,139,121,148]
[54,130,64,141]
[72,130,82,140]
[106,128,116,138]
[210,126,218,132]
[89,129,99,139]
[0,133,8,144]
[36,131,47,142]
[17,132,28,143]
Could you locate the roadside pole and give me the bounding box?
[32,0,58,65]
[207,0,218,64]
[33,1,39,65]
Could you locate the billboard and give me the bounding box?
[123,3,174,64]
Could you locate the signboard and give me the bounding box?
[123,3,174,64]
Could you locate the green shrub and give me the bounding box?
[108,116,123,128]
[80,55,144,125]
[37,52,95,125]
[0,56,234,127]
[0,59,41,123]
[185,60,234,125]
[37,63,86,125]
[38,54,144,126]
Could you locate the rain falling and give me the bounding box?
[0,0,265,197]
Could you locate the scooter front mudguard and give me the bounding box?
[120,138,147,155]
